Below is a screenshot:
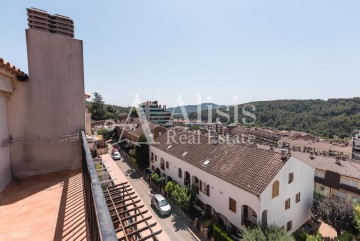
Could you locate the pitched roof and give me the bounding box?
[0,58,29,80]
[152,131,289,196]
[117,118,162,139]
[292,152,360,180]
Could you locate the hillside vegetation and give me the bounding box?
[187,98,360,139]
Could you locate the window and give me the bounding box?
[229,198,236,213]
[288,173,294,184]
[178,168,182,178]
[334,190,347,200]
[151,152,154,162]
[166,161,169,169]
[315,170,325,178]
[296,193,301,203]
[201,160,211,166]
[272,180,280,198]
[341,177,358,188]
[252,210,257,218]
[201,182,210,196]
[160,158,165,170]
[155,155,157,162]
[285,198,290,210]
[287,221,292,231]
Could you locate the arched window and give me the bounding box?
[178,168,182,178]
[272,180,280,198]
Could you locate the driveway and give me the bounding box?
[102,152,203,241]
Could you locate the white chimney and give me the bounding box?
[335,156,341,165]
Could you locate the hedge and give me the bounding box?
[213,224,234,241]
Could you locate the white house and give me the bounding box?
[149,131,314,234]
[0,58,29,192]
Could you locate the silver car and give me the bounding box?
[151,194,171,216]
[111,152,121,160]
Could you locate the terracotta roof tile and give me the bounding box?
[152,131,288,196]
[293,152,360,179]
[0,58,29,80]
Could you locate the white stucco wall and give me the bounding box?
[150,146,314,233]
[151,146,264,231]
[260,156,314,233]
[0,74,13,192]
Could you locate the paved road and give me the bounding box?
[109,153,200,241]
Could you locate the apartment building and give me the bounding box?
[139,101,172,125]
[150,131,314,234]
[231,126,281,145]
[293,152,360,203]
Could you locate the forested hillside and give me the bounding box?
[187,98,360,139]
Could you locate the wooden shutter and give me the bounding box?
[206,184,210,196]
[200,180,202,192]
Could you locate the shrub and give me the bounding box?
[213,224,234,241]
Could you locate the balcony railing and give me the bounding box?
[81,131,118,241]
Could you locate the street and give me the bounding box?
[102,152,202,241]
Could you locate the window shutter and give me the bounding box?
[200,180,202,192]
[206,184,210,196]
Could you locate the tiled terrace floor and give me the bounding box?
[0,171,88,241]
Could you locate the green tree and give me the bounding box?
[241,225,294,241]
[130,108,139,118]
[165,181,175,194]
[96,128,111,140]
[90,92,106,120]
[150,173,160,186]
[311,196,356,236]
[171,184,192,211]
[135,134,149,169]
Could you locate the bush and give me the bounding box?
[97,128,112,140]
[150,173,160,186]
[213,224,234,241]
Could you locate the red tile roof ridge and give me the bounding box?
[0,57,29,80]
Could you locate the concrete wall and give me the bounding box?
[7,29,85,177]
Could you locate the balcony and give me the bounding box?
[0,131,164,241]
[0,169,88,241]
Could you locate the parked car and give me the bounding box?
[151,194,171,216]
[111,151,121,160]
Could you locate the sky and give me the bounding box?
[1,0,360,107]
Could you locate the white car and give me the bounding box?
[111,152,121,160]
[151,194,171,216]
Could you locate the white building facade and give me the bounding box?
[150,140,314,234]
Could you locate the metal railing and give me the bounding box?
[81,131,118,241]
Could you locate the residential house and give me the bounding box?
[150,131,314,234]
[0,8,160,240]
[115,117,167,144]
[293,152,360,203]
